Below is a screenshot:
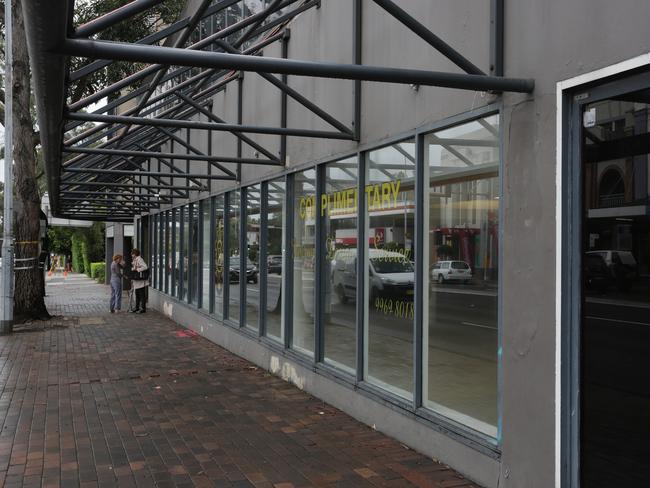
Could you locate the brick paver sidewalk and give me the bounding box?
[0,275,480,488]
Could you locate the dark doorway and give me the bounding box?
[580,84,650,486]
[124,236,133,291]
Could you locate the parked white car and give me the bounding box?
[431,260,472,284]
[331,248,414,302]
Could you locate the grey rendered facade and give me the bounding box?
[126,2,650,487]
[23,0,650,487]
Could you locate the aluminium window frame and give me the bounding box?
[415,105,503,447]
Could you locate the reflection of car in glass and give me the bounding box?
[229,260,258,283]
[583,253,610,292]
[267,255,282,274]
[331,249,414,303]
[431,260,472,284]
[586,250,637,290]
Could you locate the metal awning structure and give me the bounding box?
[22,0,533,222]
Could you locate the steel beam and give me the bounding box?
[214,39,354,134]
[353,0,362,141]
[60,190,165,198]
[371,0,485,76]
[67,0,291,111]
[280,30,289,162]
[66,111,355,140]
[60,37,535,92]
[72,0,165,39]
[60,181,205,191]
[63,167,236,180]
[174,92,281,162]
[60,197,161,206]
[63,146,279,164]
[154,126,237,178]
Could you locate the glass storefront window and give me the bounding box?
[174,208,181,299]
[245,185,262,331]
[190,203,199,305]
[182,205,190,303]
[292,169,316,356]
[166,210,172,294]
[159,213,165,290]
[365,140,416,399]
[153,215,158,289]
[266,178,285,342]
[228,190,241,323]
[323,157,358,373]
[214,195,225,319]
[201,201,211,310]
[424,114,500,437]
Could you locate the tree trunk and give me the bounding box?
[11,0,49,320]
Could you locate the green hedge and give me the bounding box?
[71,235,84,274]
[81,240,91,277]
[90,262,106,283]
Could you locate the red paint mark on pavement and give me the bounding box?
[175,329,198,338]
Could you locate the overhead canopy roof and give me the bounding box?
[22,0,533,222]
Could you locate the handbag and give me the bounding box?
[129,268,150,280]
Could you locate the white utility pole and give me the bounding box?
[1,0,15,334]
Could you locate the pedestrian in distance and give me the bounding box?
[130,249,149,314]
[110,254,125,313]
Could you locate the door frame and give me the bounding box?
[556,53,650,488]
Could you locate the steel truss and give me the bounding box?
[22,0,533,220]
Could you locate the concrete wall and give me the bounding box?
[140,1,650,487]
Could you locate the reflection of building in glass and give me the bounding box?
[584,99,650,276]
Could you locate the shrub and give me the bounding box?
[81,240,91,277]
[90,262,105,279]
[71,235,84,274]
[94,266,106,284]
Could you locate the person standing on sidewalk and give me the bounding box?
[130,249,149,314]
[110,254,124,313]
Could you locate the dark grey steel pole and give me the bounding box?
[59,37,535,92]
[63,167,236,180]
[63,146,281,164]
[65,112,355,140]
[72,0,165,38]
[1,0,15,334]
[371,0,485,76]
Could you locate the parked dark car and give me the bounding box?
[229,260,258,283]
[586,250,637,290]
[267,255,283,274]
[584,253,610,292]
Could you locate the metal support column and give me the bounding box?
[413,134,425,408]
[258,182,268,337]
[490,0,504,77]
[1,0,15,334]
[239,189,247,326]
[284,173,294,349]
[280,30,290,162]
[314,164,325,362]
[237,73,244,181]
[353,0,362,141]
[355,151,366,381]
